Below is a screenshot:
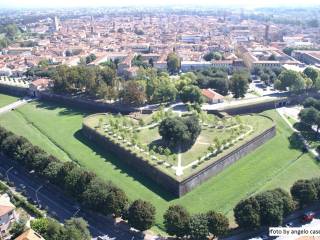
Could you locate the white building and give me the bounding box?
[0,194,16,237]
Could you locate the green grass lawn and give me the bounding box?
[0,99,319,234]
[0,93,19,108]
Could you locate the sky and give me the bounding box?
[0,0,319,8]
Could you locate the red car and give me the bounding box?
[302,211,315,222]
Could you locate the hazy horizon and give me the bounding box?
[1,0,320,9]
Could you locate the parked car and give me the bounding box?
[302,211,315,222]
[285,222,294,227]
[260,234,269,240]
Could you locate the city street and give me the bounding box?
[0,156,141,240]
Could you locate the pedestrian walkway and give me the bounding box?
[0,97,32,115]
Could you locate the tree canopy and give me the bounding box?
[127,199,156,231]
[159,115,201,149]
[230,71,249,98]
[275,70,306,91]
[180,85,203,104]
[234,189,294,229]
[203,51,222,61]
[167,52,181,74]
[163,205,190,238]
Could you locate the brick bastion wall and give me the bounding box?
[38,91,136,114]
[82,114,276,197]
[0,83,28,97]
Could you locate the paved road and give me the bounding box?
[0,156,141,240]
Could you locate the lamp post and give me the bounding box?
[5,166,13,182]
[35,185,43,204]
[73,207,81,217]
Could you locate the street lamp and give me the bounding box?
[35,185,43,204]
[6,166,13,182]
[73,207,81,217]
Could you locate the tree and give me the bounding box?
[298,107,319,128]
[255,191,284,227]
[10,218,27,239]
[291,179,317,207]
[30,152,55,173]
[187,214,209,240]
[261,73,270,85]
[272,188,295,216]
[159,115,201,148]
[128,200,156,231]
[163,205,190,238]
[276,70,305,91]
[206,211,229,237]
[203,52,222,61]
[234,197,260,230]
[152,79,177,103]
[303,97,320,110]
[42,161,64,185]
[283,47,294,56]
[43,218,64,240]
[120,81,146,106]
[167,52,181,74]
[62,218,91,240]
[105,187,129,217]
[230,72,249,98]
[3,24,19,40]
[31,218,64,240]
[268,54,276,61]
[180,85,203,104]
[64,167,96,198]
[85,54,97,64]
[81,178,116,215]
[303,67,319,84]
[0,37,9,49]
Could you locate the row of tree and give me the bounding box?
[195,68,230,95]
[120,70,204,106]
[275,67,320,92]
[164,174,320,239]
[234,188,294,230]
[251,66,283,85]
[195,68,250,98]
[234,175,320,231]
[163,205,229,240]
[30,217,91,240]
[0,126,157,232]
[52,64,118,99]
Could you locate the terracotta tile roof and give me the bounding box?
[201,89,224,100]
[15,229,45,240]
[0,194,15,217]
[31,78,51,87]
